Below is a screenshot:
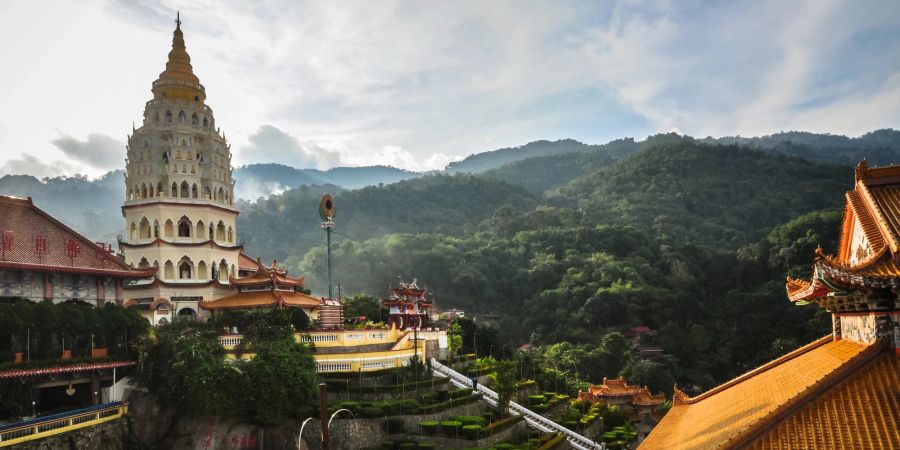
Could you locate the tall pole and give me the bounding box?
[326,226,333,299]
[318,383,329,450]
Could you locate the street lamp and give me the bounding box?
[31,401,36,418]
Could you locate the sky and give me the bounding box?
[1,0,899,178]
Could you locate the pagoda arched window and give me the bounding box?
[164,219,175,238]
[226,226,233,243]
[157,182,163,197]
[203,186,211,200]
[153,220,159,238]
[139,217,151,239]
[163,260,174,279]
[180,181,189,198]
[178,111,186,123]
[177,217,191,238]
[140,184,147,199]
[190,166,196,175]
[197,261,208,279]
[179,259,192,279]
[129,222,137,241]
[208,224,214,239]
[203,117,208,127]
[218,260,228,281]
[216,221,226,241]
[149,184,154,197]
[171,182,178,197]
[195,220,206,239]
[191,183,198,198]
[191,113,198,125]
[138,257,150,269]
[217,187,224,203]
[165,111,172,123]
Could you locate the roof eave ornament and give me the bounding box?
[855,158,869,182]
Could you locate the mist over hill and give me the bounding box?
[0,129,895,243]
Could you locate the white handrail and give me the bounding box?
[430,358,604,450]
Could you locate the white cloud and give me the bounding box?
[0,0,899,178]
[0,153,81,179]
[50,133,124,170]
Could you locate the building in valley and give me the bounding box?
[382,279,434,330]
[0,196,154,308]
[639,160,900,450]
[118,16,241,320]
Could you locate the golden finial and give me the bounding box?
[176,11,181,29]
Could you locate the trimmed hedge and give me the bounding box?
[481,415,523,436]
[441,420,463,436]
[453,415,486,427]
[528,395,546,405]
[420,421,439,435]
[462,424,482,439]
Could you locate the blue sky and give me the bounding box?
[0,0,898,177]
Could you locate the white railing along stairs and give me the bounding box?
[431,358,604,450]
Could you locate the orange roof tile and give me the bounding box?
[633,388,666,406]
[199,290,320,310]
[638,337,878,450]
[748,351,899,450]
[238,252,262,271]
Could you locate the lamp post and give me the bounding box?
[319,194,336,299]
[31,401,36,418]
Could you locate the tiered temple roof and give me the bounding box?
[199,259,319,311]
[579,378,664,407]
[0,196,155,279]
[382,279,433,308]
[640,160,900,450]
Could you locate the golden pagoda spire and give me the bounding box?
[158,11,199,85]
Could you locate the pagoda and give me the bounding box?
[199,259,321,319]
[382,279,433,329]
[118,15,241,320]
[639,160,900,450]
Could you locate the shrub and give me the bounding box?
[531,403,548,412]
[416,444,435,449]
[454,415,486,427]
[359,406,383,418]
[420,421,439,435]
[441,420,462,436]
[383,417,405,434]
[528,395,545,405]
[398,399,421,414]
[542,392,555,399]
[448,388,473,399]
[399,443,416,449]
[337,401,360,411]
[462,424,482,439]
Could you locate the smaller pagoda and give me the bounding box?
[578,377,665,409]
[382,279,433,330]
[199,259,321,319]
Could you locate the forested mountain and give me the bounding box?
[235,163,420,200]
[445,139,599,174]
[237,174,537,265]
[282,140,850,393]
[702,128,900,165]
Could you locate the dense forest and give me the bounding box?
[2,130,893,395]
[239,140,854,394]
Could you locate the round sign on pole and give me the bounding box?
[319,194,335,221]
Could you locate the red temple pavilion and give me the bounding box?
[199,259,320,313]
[382,279,433,329]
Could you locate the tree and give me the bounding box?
[490,360,518,417]
[241,338,318,425]
[448,322,463,357]
[342,294,387,324]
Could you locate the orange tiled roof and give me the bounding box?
[238,252,263,271]
[587,377,642,397]
[230,260,304,287]
[748,350,899,450]
[638,336,879,450]
[199,290,320,310]
[633,387,666,406]
[0,196,155,278]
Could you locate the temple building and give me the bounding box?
[639,160,900,450]
[0,196,154,306]
[382,279,434,329]
[199,259,321,320]
[118,16,241,320]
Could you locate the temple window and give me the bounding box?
[141,184,148,199]
[190,166,196,174]
[191,183,198,197]
[138,257,150,269]
[227,226,233,243]
[178,111,186,123]
[179,261,192,279]
[139,217,151,239]
[197,261,208,279]
[203,117,208,127]
[165,111,172,123]
[163,261,174,279]
[129,223,137,240]
[164,219,174,237]
[171,182,178,197]
[149,185,154,197]
[216,221,226,241]
[177,217,191,237]
[154,112,160,123]
[180,181,189,198]
[195,220,206,239]
[203,186,211,199]
[191,113,198,125]
[153,220,159,238]
[218,260,228,281]
[157,182,164,196]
